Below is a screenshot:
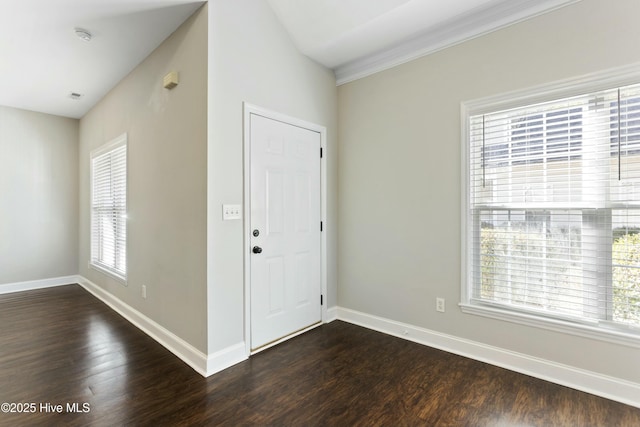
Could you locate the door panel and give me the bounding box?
[294,252,311,306]
[294,173,311,232]
[267,257,285,315]
[250,113,321,350]
[266,170,285,234]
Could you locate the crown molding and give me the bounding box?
[335,0,581,86]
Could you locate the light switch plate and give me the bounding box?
[223,204,242,220]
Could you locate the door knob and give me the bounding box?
[252,246,263,254]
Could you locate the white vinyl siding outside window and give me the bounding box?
[462,73,640,345]
[90,134,127,282]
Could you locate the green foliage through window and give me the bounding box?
[613,233,640,325]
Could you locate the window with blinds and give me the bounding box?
[465,82,640,335]
[90,134,127,281]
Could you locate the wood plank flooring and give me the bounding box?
[0,285,639,426]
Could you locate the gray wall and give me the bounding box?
[79,5,208,352]
[207,0,338,354]
[0,106,78,286]
[337,0,640,384]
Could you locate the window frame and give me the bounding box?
[89,133,128,284]
[461,64,640,348]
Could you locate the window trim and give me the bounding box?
[89,133,128,285]
[461,63,640,348]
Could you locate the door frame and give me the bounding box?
[242,103,328,356]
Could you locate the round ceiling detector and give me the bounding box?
[74,28,92,42]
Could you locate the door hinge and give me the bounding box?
[321,294,323,306]
[320,221,323,232]
[320,147,323,158]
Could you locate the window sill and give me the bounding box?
[89,262,127,286]
[459,302,640,349]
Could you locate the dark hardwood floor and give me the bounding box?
[0,285,639,426]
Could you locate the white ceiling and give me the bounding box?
[1,0,579,119]
[0,0,203,119]
[269,0,580,84]
[268,0,497,69]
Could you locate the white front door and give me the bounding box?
[249,113,322,351]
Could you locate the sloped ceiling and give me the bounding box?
[1,0,579,118]
[268,0,580,84]
[0,0,203,118]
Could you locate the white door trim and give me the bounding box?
[243,103,328,356]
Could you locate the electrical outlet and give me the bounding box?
[142,285,147,299]
[436,297,445,313]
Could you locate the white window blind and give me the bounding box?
[91,135,127,281]
[467,83,640,333]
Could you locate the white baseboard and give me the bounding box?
[206,342,248,377]
[0,275,78,295]
[77,276,210,376]
[336,307,640,409]
[1,274,248,378]
[77,275,247,378]
[326,306,338,322]
[11,276,635,407]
